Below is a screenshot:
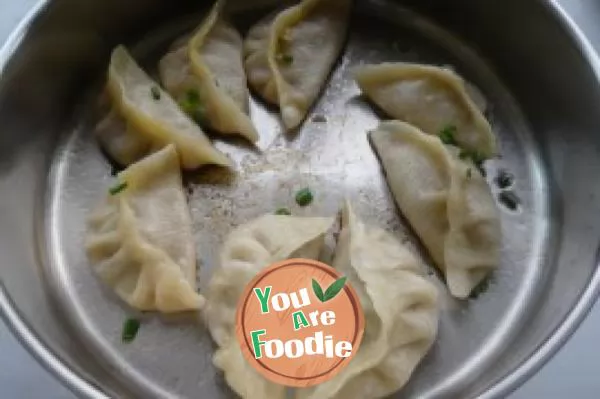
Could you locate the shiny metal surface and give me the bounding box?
[1,0,600,398]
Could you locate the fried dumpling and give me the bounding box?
[98,45,231,169]
[296,202,438,399]
[205,214,335,399]
[85,145,204,312]
[159,1,258,142]
[244,0,351,129]
[95,109,152,166]
[356,63,497,157]
[369,121,501,299]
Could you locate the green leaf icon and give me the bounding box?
[312,279,325,302]
[312,277,347,302]
[323,276,347,302]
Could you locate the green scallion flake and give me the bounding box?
[275,207,292,215]
[295,188,313,207]
[466,168,472,179]
[438,124,458,145]
[472,152,486,166]
[150,86,161,100]
[122,318,140,343]
[186,89,200,104]
[179,100,192,115]
[179,89,206,126]
[192,105,207,125]
[109,181,128,195]
[276,53,294,65]
[459,149,486,176]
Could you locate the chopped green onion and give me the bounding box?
[178,100,191,113]
[275,207,292,215]
[190,105,207,125]
[179,89,206,126]
[150,86,161,100]
[122,318,140,343]
[459,149,485,165]
[185,88,200,104]
[438,125,458,145]
[459,149,486,176]
[466,168,472,179]
[295,188,313,207]
[276,53,294,65]
[109,182,128,195]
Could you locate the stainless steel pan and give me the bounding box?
[2,0,600,398]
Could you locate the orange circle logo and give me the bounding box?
[235,258,365,387]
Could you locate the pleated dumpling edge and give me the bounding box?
[85,145,204,313]
[244,0,351,130]
[159,0,259,143]
[356,62,497,158]
[369,121,501,299]
[205,213,336,399]
[296,201,439,399]
[102,45,232,170]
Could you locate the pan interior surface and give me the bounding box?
[45,2,550,398]
[3,0,600,398]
